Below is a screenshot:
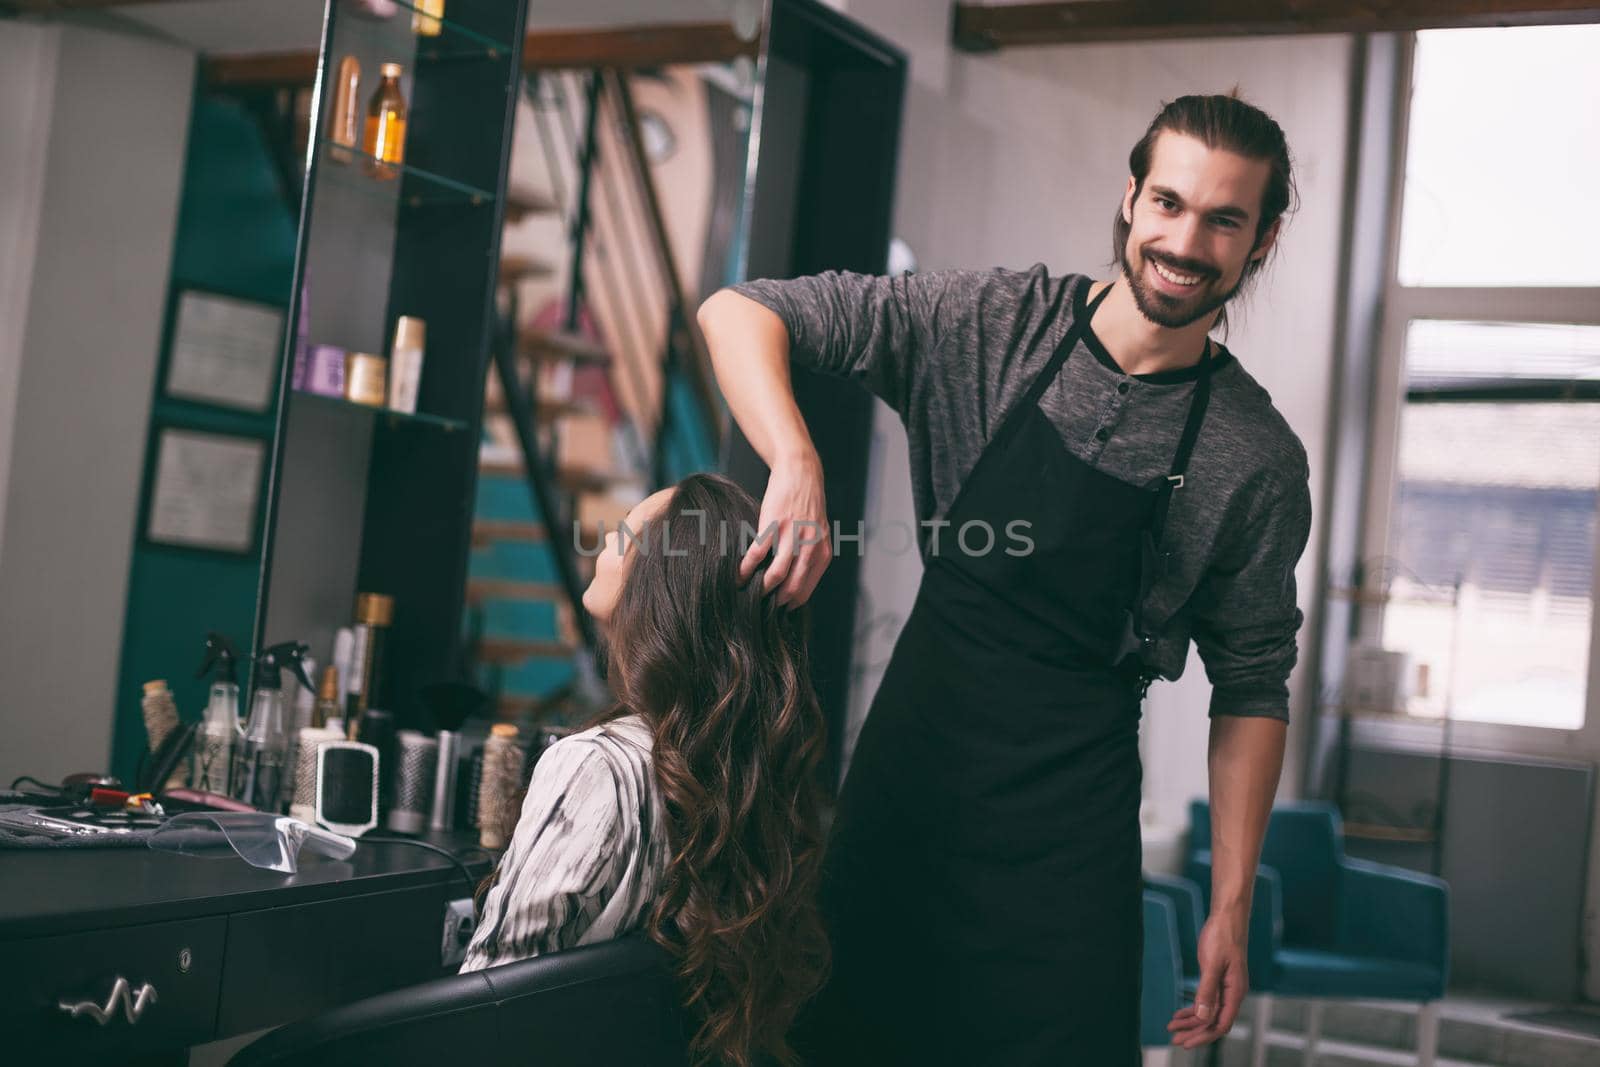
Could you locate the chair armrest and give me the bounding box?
[1185,850,1282,992]
[1338,857,1450,982]
[1143,873,1204,978]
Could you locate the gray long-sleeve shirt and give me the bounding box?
[730,265,1312,721]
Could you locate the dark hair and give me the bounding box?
[603,472,829,1067]
[1112,90,1298,332]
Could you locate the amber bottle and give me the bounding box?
[362,63,407,178]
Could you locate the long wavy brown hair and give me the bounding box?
[600,472,829,1067]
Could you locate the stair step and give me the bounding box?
[555,465,630,494]
[476,636,577,664]
[478,456,630,494]
[465,578,562,604]
[499,254,557,284]
[503,184,559,223]
[492,692,584,722]
[469,519,609,560]
[471,519,547,546]
[482,395,597,419]
[518,326,610,365]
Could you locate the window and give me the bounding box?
[1371,26,1600,732]
[1396,26,1600,288]
[1382,321,1600,729]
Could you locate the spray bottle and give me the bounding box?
[233,641,312,813]
[191,632,241,795]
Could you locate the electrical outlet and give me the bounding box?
[441,897,476,968]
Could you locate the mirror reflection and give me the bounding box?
[0,0,326,790]
[0,0,759,805]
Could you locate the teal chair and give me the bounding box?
[1142,890,1184,1049]
[1187,801,1450,1067]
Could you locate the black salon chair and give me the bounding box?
[227,934,690,1067]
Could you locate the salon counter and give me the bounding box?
[1,830,490,1060]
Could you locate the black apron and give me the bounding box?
[797,279,1212,1065]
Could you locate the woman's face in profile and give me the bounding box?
[582,487,674,626]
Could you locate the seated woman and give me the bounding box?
[460,472,829,1067]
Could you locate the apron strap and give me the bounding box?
[1125,339,1216,687]
[1016,277,1114,414]
[1147,340,1214,547]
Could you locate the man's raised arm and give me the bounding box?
[697,288,831,609]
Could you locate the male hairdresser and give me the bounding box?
[698,93,1312,1064]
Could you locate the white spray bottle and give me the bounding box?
[191,632,241,795]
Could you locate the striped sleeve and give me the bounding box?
[459,739,624,971]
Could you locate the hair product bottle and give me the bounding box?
[191,632,241,795]
[327,55,361,164]
[140,680,188,792]
[345,593,394,723]
[233,642,312,813]
[411,0,445,37]
[363,63,407,178]
[387,315,425,414]
[477,724,524,850]
[141,680,180,759]
[345,352,388,407]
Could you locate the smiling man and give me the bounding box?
[698,93,1312,1064]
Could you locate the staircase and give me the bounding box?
[464,66,727,726]
[1150,995,1600,1067]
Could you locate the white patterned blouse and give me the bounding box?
[459,713,669,972]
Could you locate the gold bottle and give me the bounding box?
[362,63,407,179]
[327,55,361,164]
[345,353,388,407]
[412,0,445,37]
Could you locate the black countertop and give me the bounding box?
[1,829,493,940]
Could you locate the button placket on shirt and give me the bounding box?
[1088,375,1132,455]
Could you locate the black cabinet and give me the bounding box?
[3,916,227,1056]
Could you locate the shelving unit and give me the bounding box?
[289,389,468,432]
[316,139,500,206]
[254,0,529,729]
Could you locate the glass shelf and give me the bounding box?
[316,139,497,207]
[1326,585,1460,607]
[293,388,468,432]
[338,0,514,62]
[1321,703,1447,723]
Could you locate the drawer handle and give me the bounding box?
[57,976,158,1026]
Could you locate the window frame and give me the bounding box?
[1359,31,1600,761]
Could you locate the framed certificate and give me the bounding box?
[146,428,267,554]
[164,289,285,412]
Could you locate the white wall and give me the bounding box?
[828,1,1350,845]
[0,24,194,786]
[0,24,59,574]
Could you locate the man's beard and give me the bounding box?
[1122,246,1246,329]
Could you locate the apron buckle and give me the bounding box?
[1167,473,1185,490]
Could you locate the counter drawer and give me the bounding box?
[217,883,453,1037]
[0,915,226,1054]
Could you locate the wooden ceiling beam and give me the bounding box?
[201,22,756,91]
[521,22,758,70]
[952,1,1600,51]
[203,50,320,91]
